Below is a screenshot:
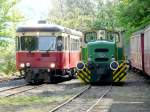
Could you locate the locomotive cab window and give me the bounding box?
[107,32,120,42]
[84,32,97,43]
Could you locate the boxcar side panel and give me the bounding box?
[130,34,143,70]
[144,26,150,75]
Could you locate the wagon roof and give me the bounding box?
[16,24,83,37]
[132,29,144,36]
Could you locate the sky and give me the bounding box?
[17,0,114,23]
[17,0,53,22]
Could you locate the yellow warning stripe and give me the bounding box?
[76,76,84,83]
[84,67,92,76]
[120,69,127,81]
[113,63,128,82]
[119,72,126,81]
[120,74,126,81]
[77,72,89,83]
[113,65,127,80]
[114,72,125,82]
[76,67,93,84]
[113,62,126,74]
[77,72,86,83]
[77,72,88,82]
[80,70,91,81]
[119,62,126,68]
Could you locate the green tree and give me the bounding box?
[48,0,95,31]
[117,0,150,39]
[0,0,23,76]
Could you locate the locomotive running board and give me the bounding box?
[112,62,128,82]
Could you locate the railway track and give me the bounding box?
[0,76,24,83]
[0,84,41,97]
[49,85,112,112]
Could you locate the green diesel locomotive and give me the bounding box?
[76,29,128,84]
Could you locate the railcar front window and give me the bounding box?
[20,36,56,51]
[20,36,37,51]
[39,36,56,51]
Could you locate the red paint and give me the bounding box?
[16,51,80,70]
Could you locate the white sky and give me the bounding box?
[17,0,53,22]
[17,0,114,23]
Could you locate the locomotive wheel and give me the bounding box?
[70,68,76,79]
[49,75,56,84]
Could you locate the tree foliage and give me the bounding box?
[48,0,150,37]
[0,0,23,37]
[0,0,23,75]
[115,0,150,40]
[48,0,95,31]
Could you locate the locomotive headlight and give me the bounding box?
[50,63,55,68]
[110,61,119,70]
[76,62,85,70]
[26,63,31,67]
[20,63,25,68]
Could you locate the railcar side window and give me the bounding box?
[56,36,63,51]
[20,36,38,51]
[70,37,81,51]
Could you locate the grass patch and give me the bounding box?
[0,95,71,105]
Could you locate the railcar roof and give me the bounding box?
[132,29,144,36]
[16,24,83,37]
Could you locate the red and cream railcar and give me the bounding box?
[144,26,150,76]
[130,30,144,71]
[16,23,83,83]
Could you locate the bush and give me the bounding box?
[0,40,16,76]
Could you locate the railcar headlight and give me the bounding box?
[20,63,25,68]
[50,63,55,68]
[110,61,119,70]
[26,63,31,67]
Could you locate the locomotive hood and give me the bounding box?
[87,40,116,64]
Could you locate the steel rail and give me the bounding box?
[49,85,91,112]
[4,85,41,97]
[0,84,28,92]
[0,76,24,83]
[86,85,112,112]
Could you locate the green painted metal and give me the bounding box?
[81,47,88,63]
[87,41,115,64]
[117,47,124,64]
[77,30,127,83]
